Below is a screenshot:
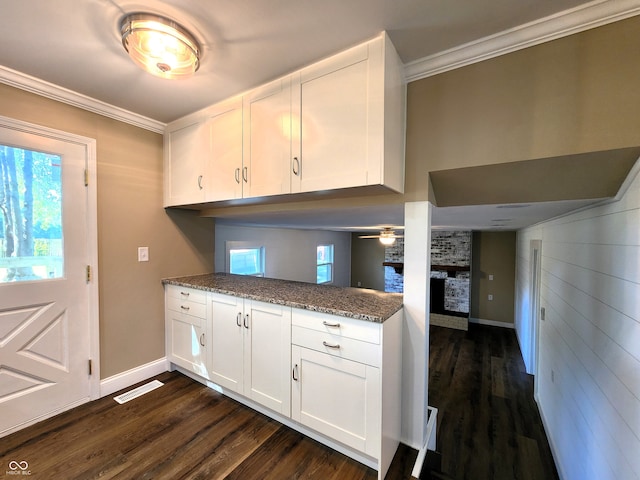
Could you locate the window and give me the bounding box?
[229,247,264,276]
[316,244,334,284]
[0,145,63,283]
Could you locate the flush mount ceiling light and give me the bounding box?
[120,13,200,79]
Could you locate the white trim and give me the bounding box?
[100,358,169,398]
[405,0,640,82]
[0,66,165,134]
[469,317,515,329]
[411,406,438,478]
[535,393,566,480]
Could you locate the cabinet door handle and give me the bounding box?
[197,175,203,190]
[180,305,190,311]
[199,333,205,347]
[322,321,340,328]
[242,166,248,183]
[292,364,299,381]
[243,314,249,329]
[235,167,241,184]
[180,291,190,297]
[236,312,242,327]
[323,341,340,349]
[292,156,300,176]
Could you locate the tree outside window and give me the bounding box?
[0,145,63,283]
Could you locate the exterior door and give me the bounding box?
[0,117,97,437]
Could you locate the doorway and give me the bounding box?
[0,116,99,437]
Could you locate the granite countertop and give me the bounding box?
[163,273,403,323]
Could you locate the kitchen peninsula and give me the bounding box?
[163,273,403,479]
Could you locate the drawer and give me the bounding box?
[167,295,207,318]
[292,325,380,367]
[166,285,207,305]
[291,308,380,344]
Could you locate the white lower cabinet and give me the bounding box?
[165,286,401,480]
[165,285,210,378]
[209,292,291,416]
[291,308,402,480]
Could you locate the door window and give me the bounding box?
[0,145,63,283]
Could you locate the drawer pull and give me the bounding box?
[180,291,190,297]
[292,364,299,381]
[323,341,340,350]
[180,305,190,311]
[236,312,242,327]
[322,321,341,328]
[199,333,205,347]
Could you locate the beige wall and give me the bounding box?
[471,231,516,324]
[405,15,640,202]
[350,233,386,291]
[0,84,214,378]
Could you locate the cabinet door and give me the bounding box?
[243,78,292,198]
[164,120,208,206]
[293,42,382,193]
[244,300,291,416]
[167,310,208,378]
[209,293,244,392]
[206,98,244,202]
[291,345,380,456]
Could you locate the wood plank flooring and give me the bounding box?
[1,371,416,479]
[2,323,558,479]
[428,324,559,480]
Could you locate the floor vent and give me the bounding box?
[113,380,163,404]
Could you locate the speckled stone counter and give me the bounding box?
[163,273,403,323]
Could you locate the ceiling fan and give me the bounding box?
[359,227,404,245]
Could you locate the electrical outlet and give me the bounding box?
[489,274,494,281]
[357,281,362,287]
[138,246,149,262]
[488,294,493,301]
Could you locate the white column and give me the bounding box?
[401,201,431,448]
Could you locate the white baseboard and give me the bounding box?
[469,317,515,329]
[100,357,169,397]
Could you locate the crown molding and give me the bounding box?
[405,0,640,82]
[0,66,165,134]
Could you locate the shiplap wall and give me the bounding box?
[516,167,640,480]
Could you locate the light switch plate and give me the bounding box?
[138,246,149,262]
[489,274,494,281]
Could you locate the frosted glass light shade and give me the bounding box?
[120,13,200,79]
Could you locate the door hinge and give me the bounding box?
[84,168,89,187]
[88,359,93,376]
[86,265,91,283]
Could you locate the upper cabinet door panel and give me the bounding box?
[243,78,292,199]
[207,98,244,202]
[164,120,208,206]
[298,58,370,192]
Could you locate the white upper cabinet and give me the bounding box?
[207,97,244,202]
[243,77,293,198]
[291,33,405,194]
[164,118,209,206]
[164,32,405,207]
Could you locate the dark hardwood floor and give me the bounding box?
[2,323,558,480]
[428,324,559,480]
[1,371,416,479]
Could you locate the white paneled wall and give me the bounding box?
[516,167,640,480]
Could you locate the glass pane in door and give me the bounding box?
[0,145,63,282]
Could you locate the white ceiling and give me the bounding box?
[0,0,632,232]
[0,0,597,124]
